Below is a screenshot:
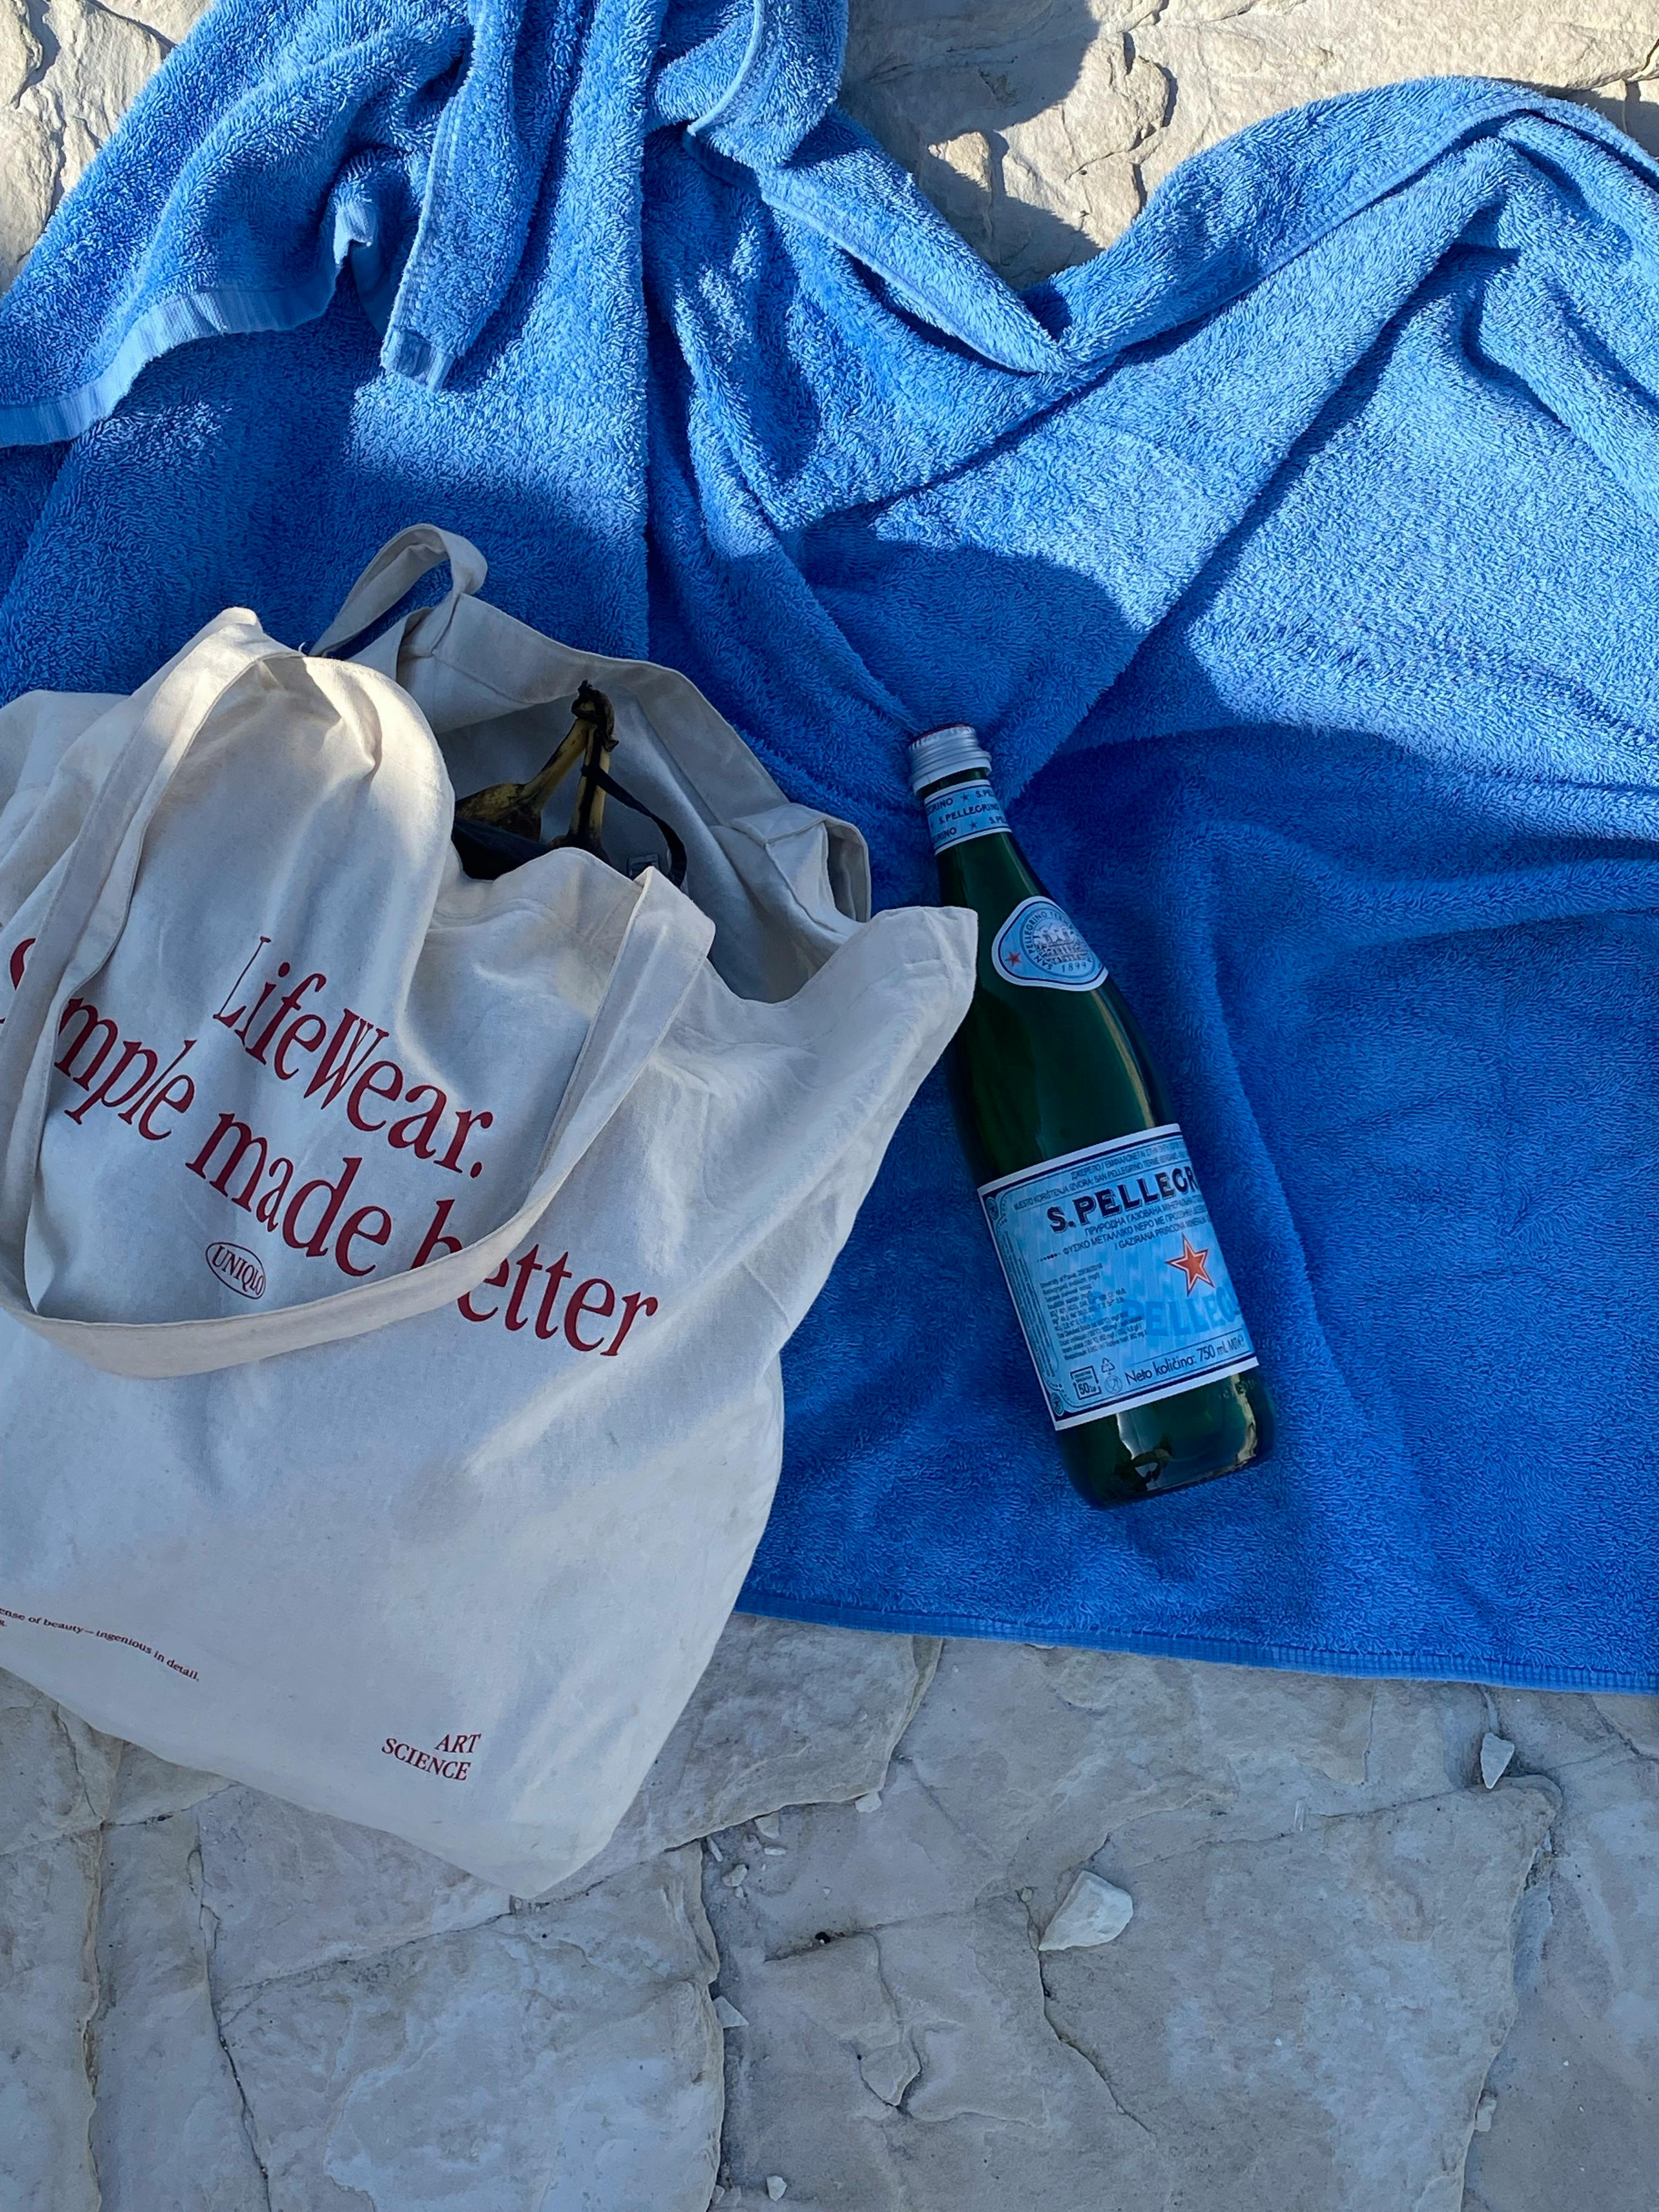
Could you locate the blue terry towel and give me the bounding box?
[0,0,1656,1692]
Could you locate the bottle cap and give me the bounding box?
[908,724,991,795]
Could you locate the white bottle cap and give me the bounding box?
[908,724,992,795]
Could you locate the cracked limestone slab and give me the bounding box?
[1589,1687,1659,1761]
[88,1808,270,2212]
[711,1879,1167,2209]
[196,1784,512,1999]
[0,1829,102,2212]
[1462,1716,1659,2212]
[834,1640,1479,1929]
[0,1666,119,1853]
[0,0,176,289]
[0,1669,117,2210]
[1040,1781,1560,2212]
[1132,0,1659,211]
[105,1736,227,1826]
[214,1844,723,2212]
[704,1641,1561,2211]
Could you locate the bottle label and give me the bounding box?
[978,1125,1257,1430]
[991,897,1107,991]
[922,780,1009,853]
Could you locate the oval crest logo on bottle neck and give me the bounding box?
[990,897,1107,991]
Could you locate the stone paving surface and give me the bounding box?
[4,1635,1658,2208]
[3,2,1659,2205]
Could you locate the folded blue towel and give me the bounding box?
[2,0,1656,1690]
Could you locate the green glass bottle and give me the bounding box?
[911,725,1274,1509]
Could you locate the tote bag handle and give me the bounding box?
[0,616,713,1379]
[308,524,487,658]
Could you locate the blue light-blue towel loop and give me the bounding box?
[1,0,1657,1690]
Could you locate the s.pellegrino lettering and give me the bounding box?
[911,726,1273,1508]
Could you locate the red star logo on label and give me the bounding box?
[1167,1235,1214,1294]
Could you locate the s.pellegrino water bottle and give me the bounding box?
[911,725,1274,1509]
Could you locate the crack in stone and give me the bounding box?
[211,1860,719,2009]
[1089,1773,1564,1884]
[696,1848,735,2212]
[14,0,59,93]
[763,1905,968,1967]
[1014,1878,1167,2179]
[1447,1808,1559,2211]
[199,1886,276,2212]
[81,1819,109,2212]
[15,71,67,226]
[210,1909,521,2004]
[1593,1707,1659,1767]
[890,1757,997,1886]
[87,1,175,55]
[899,1638,943,1742]
[1038,1991,1164,2160]
[861,1927,923,2116]
[52,1705,104,1836]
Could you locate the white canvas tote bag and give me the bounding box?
[0,526,974,1891]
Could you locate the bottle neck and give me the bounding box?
[917,769,1012,859]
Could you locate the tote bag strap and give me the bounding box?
[308,524,488,658]
[0,617,713,1380]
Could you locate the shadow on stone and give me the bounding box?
[1571,82,1659,161]
[841,0,1130,288]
